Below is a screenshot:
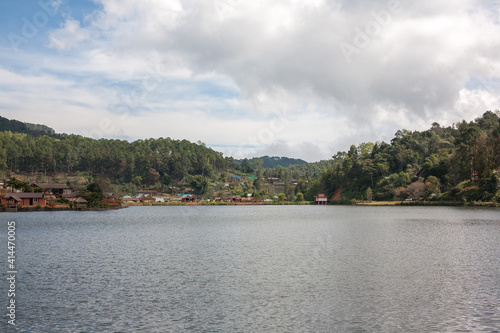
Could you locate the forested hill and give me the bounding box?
[0,125,228,187]
[0,112,499,203]
[238,156,307,169]
[0,115,60,138]
[308,111,500,203]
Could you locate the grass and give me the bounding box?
[355,201,400,206]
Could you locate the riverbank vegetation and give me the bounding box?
[306,111,500,204]
[0,111,498,205]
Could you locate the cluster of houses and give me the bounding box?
[224,176,300,188]
[0,181,91,210]
[0,175,330,209]
[122,193,197,204]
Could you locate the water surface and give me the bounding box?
[2,206,500,332]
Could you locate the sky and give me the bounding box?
[0,0,499,162]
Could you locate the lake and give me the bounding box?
[2,206,500,332]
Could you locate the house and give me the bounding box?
[74,197,88,210]
[2,192,46,207]
[221,195,243,203]
[63,192,81,200]
[122,196,140,203]
[181,194,196,202]
[170,196,182,202]
[63,192,88,205]
[137,194,155,202]
[34,183,73,197]
[314,194,328,205]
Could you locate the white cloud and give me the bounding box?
[2,0,500,161]
[49,18,91,50]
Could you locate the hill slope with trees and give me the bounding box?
[0,115,60,138]
[237,156,307,169]
[307,111,500,203]
[0,111,498,204]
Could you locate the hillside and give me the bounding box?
[0,115,59,138]
[0,112,498,204]
[237,156,307,169]
[308,111,500,203]
[0,123,229,192]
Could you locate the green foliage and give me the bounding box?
[425,176,441,198]
[0,123,228,188]
[296,192,304,202]
[190,175,209,195]
[0,116,58,138]
[366,187,373,202]
[0,112,498,204]
[6,177,28,191]
[241,156,307,168]
[87,181,104,195]
[311,111,500,202]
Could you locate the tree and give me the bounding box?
[190,175,209,195]
[425,176,441,198]
[240,158,253,173]
[162,174,172,186]
[405,181,426,200]
[296,192,304,202]
[6,177,28,191]
[251,158,263,173]
[366,187,373,202]
[132,176,142,187]
[87,181,104,195]
[85,181,104,206]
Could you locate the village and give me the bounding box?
[0,175,328,212]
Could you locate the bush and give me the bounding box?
[493,191,500,203]
[458,186,482,202]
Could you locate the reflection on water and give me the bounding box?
[2,206,500,332]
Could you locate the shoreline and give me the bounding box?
[1,201,498,213]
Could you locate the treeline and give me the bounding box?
[0,112,498,203]
[237,156,308,169]
[0,133,227,186]
[308,111,500,202]
[0,115,60,138]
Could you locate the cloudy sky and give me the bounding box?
[0,0,499,161]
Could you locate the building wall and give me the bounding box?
[1,197,46,206]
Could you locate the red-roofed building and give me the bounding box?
[314,194,328,205]
[181,194,196,202]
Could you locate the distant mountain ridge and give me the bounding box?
[0,115,61,138]
[239,156,308,168]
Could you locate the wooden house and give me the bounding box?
[181,194,196,202]
[2,192,46,207]
[34,183,73,197]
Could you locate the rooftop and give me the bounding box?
[4,192,44,199]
